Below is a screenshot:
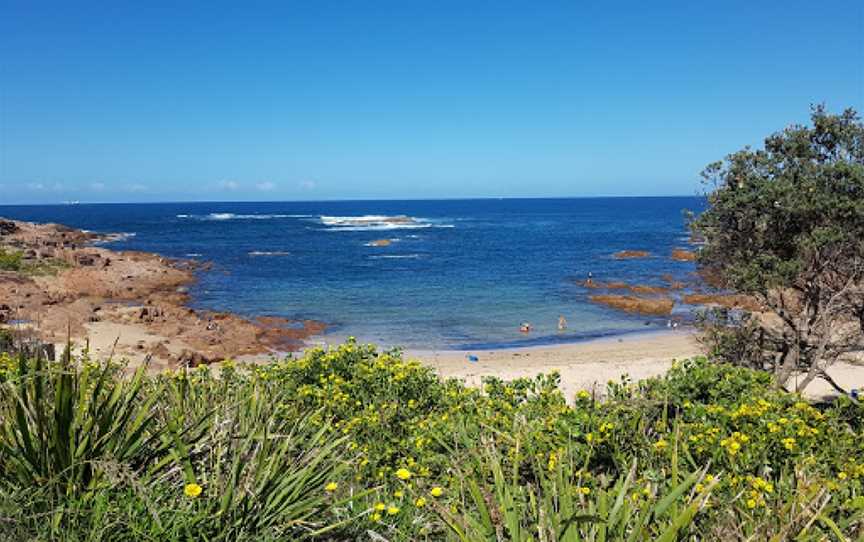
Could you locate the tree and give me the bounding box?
[692,105,864,393]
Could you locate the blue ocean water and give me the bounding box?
[0,197,704,349]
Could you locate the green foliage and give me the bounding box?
[0,249,22,271]
[691,106,864,388]
[0,247,69,276]
[437,428,715,541]
[0,354,187,497]
[0,353,358,541]
[0,343,862,540]
[692,105,864,294]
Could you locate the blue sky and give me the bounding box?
[1,1,862,204]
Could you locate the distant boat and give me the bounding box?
[63,200,81,205]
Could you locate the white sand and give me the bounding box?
[409,331,864,401]
[67,321,195,370]
[66,323,864,401]
[409,331,700,400]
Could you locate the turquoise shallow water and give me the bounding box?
[0,197,704,349]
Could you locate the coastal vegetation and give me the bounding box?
[1,109,861,540]
[0,249,22,272]
[0,342,862,540]
[692,106,864,393]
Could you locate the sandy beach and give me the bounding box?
[410,331,864,401]
[409,331,700,400]
[3,216,861,401]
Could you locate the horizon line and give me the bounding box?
[0,194,706,207]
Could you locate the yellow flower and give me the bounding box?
[415,497,427,507]
[653,439,668,451]
[577,390,590,400]
[746,499,757,509]
[371,512,382,522]
[184,483,203,498]
[579,487,591,495]
[374,502,386,511]
[387,505,400,516]
[395,468,412,480]
[838,472,848,480]
[325,482,338,492]
[430,486,444,497]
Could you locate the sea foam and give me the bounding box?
[177,213,311,221]
[248,251,291,256]
[320,215,453,231]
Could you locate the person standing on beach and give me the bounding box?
[558,315,567,331]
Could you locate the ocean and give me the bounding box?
[0,197,705,350]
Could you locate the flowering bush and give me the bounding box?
[0,342,862,540]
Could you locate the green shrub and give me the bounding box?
[0,249,22,271]
[0,343,862,540]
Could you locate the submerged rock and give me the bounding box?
[613,250,651,259]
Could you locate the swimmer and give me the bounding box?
[558,315,567,331]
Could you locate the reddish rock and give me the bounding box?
[613,250,651,259]
[671,249,697,262]
[589,294,674,315]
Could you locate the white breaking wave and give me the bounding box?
[92,232,136,244]
[320,215,453,231]
[177,213,312,221]
[248,251,291,256]
[368,254,423,259]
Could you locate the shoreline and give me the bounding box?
[0,217,326,369]
[408,330,702,400]
[2,216,860,401]
[407,330,863,402]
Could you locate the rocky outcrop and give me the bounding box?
[683,293,762,311]
[578,280,668,295]
[613,250,651,259]
[0,216,327,370]
[0,220,19,236]
[176,349,218,368]
[628,285,669,295]
[589,295,674,315]
[671,249,697,262]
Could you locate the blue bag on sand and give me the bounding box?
[467,355,479,362]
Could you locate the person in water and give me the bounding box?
[520,322,532,333]
[586,271,594,285]
[558,315,567,331]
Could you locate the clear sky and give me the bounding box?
[1,1,862,204]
